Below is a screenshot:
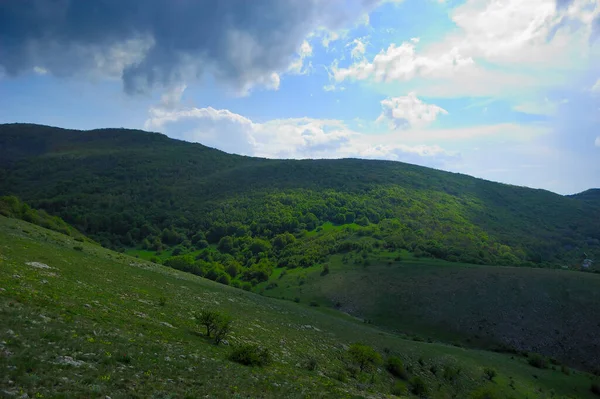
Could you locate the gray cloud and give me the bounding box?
[0,0,382,94]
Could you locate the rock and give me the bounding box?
[54,356,86,367]
[40,280,48,284]
[84,304,92,308]
[26,262,51,269]
[0,288,6,292]
[160,322,176,329]
[40,315,51,323]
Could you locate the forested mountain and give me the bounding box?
[1,123,598,275]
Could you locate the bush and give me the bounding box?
[158,296,167,307]
[198,308,232,344]
[229,344,272,367]
[443,365,461,381]
[347,343,382,373]
[410,376,428,397]
[73,245,84,251]
[527,353,548,369]
[483,367,497,381]
[241,282,252,291]
[214,316,232,345]
[302,356,319,371]
[309,301,319,307]
[592,383,600,396]
[391,381,408,396]
[386,356,408,379]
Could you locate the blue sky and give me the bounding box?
[0,0,599,194]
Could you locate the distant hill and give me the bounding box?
[1,123,598,270]
[570,189,600,203]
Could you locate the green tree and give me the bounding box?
[347,343,382,373]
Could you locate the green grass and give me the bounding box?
[258,251,600,371]
[1,216,599,398]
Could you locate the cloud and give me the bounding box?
[0,0,389,94]
[513,98,569,116]
[592,79,600,93]
[144,87,458,167]
[596,136,600,147]
[349,38,367,59]
[377,93,448,129]
[330,0,599,99]
[331,40,474,83]
[288,40,314,75]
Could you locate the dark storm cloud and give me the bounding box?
[0,0,382,93]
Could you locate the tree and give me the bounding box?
[249,238,271,255]
[197,309,220,337]
[347,343,382,373]
[217,236,235,254]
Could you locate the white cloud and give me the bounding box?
[144,87,460,167]
[377,93,448,129]
[513,98,569,116]
[349,38,367,59]
[329,0,599,99]
[323,84,345,92]
[595,136,600,147]
[331,40,474,83]
[592,79,600,93]
[288,40,314,75]
[33,66,48,75]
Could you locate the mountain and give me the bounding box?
[1,123,598,269]
[2,215,599,398]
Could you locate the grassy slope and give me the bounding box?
[258,252,600,371]
[2,216,599,398]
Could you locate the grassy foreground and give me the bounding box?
[1,216,599,398]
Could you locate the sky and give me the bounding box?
[0,0,599,195]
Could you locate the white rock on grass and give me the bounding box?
[26,262,51,269]
[54,356,87,367]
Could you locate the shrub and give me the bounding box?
[483,367,497,381]
[527,353,548,369]
[158,296,167,307]
[320,264,330,276]
[592,383,600,396]
[309,301,319,307]
[294,297,300,303]
[213,316,232,345]
[73,245,83,251]
[410,376,428,397]
[302,356,318,371]
[561,365,570,375]
[386,356,408,379]
[443,365,461,381]
[74,237,84,242]
[229,344,272,367]
[391,381,408,396]
[347,343,382,373]
[241,282,252,291]
[216,273,231,285]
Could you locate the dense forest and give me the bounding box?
[1,123,598,286]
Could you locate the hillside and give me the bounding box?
[0,123,598,270]
[257,251,600,370]
[2,215,600,398]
